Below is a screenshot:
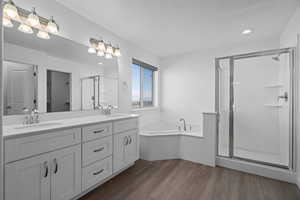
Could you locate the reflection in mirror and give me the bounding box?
[47,70,71,112]
[3,24,119,116]
[3,61,37,115]
[81,75,118,110]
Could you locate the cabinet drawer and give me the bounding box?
[82,136,112,167]
[82,122,112,142]
[113,118,138,134]
[5,128,81,163]
[82,156,112,191]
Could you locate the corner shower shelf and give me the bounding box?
[264,104,283,108]
[264,84,283,88]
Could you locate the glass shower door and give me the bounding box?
[233,52,291,167]
[216,48,295,169]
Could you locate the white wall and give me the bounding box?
[280,5,300,188]
[160,38,279,128]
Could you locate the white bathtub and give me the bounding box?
[139,114,216,166]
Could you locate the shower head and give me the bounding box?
[272,54,281,61]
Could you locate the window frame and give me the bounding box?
[131,59,157,109]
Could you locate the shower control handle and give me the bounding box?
[278,92,288,102]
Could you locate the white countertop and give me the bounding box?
[3,113,139,139]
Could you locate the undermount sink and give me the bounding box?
[14,122,63,130]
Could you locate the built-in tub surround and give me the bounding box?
[3,113,139,200]
[140,113,216,167]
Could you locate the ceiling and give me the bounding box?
[56,0,299,58]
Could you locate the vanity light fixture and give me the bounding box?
[3,16,13,27]
[105,53,112,59]
[18,23,33,34]
[27,7,40,27]
[2,1,60,39]
[88,47,96,54]
[46,16,58,34]
[3,0,19,19]
[106,43,113,54]
[89,38,121,59]
[114,47,121,57]
[97,50,105,57]
[242,29,252,35]
[98,40,106,51]
[37,30,50,39]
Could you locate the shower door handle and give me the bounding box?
[278,92,288,102]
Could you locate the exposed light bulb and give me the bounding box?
[18,23,33,34]
[242,29,252,35]
[105,53,112,59]
[88,47,96,54]
[97,50,105,57]
[27,8,40,27]
[98,40,106,51]
[3,0,19,19]
[114,48,121,57]
[46,16,58,34]
[106,44,113,54]
[37,30,50,39]
[3,16,13,27]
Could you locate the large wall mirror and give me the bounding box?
[3,26,119,115]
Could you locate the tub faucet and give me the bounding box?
[179,118,186,131]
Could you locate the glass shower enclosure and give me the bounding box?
[215,48,296,169]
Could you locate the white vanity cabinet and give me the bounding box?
[5,144,81,200]
[113,130,138,172]
[113,119,138,173]
[3,115,139,200]
[50,145,82,200]
[5,151,51,200]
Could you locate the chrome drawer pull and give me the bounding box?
[43,161,48,178]
[128,136,132,144]
[93,129,105,134]
[93,169,104,176]
[123,136,129,145]
[93,147,105,152]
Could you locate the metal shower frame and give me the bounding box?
[215,47,296,170]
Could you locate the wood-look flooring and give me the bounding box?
[80,159,300,200]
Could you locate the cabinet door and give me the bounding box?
[113,133,127,172]
[50,145,81,200]
[5,153,51,200]
[125,130,138,165]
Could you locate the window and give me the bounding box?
[132,59,157,108]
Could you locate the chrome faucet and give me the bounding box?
[23,107,39,125]
[179,118,186,131]
[96,104,116,115]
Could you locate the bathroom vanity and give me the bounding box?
[3,114,139,200]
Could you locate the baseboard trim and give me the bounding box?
[297,177,300,189]
[216,157,296,184]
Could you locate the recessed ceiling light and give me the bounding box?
[242,29,252,35]
[98,62,103,65]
